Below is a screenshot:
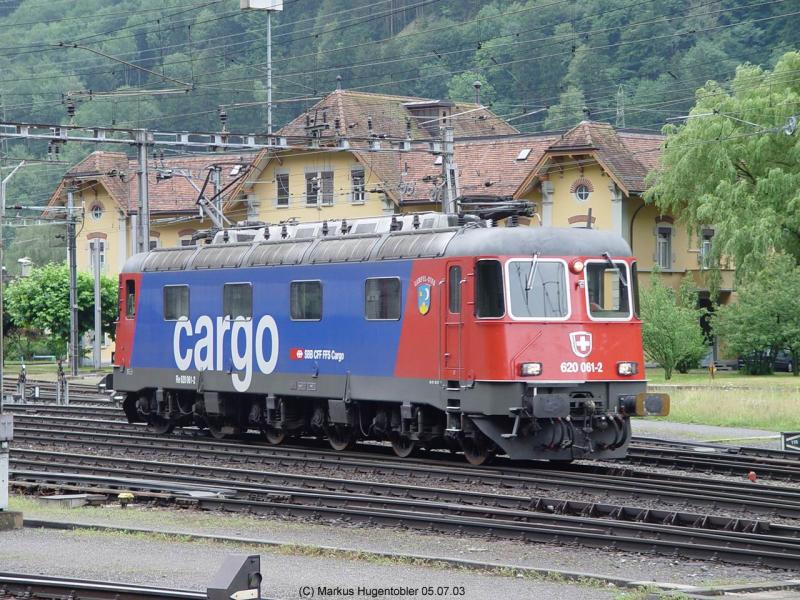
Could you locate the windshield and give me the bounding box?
[586,260,631,319]
[507,259,569,319]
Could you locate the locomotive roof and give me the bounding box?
[122,225,632,273]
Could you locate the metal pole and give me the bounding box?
[442,126,456,214]
[267,10,273,135]
[136,130,150,254]
[212,166,222,217]
[92,240,101,370]
[0,161,25,408]
[67,188,79,376]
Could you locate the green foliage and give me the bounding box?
[646,51,800,277]
[713,254,800,375]
[5,263,118,351]
[640,273,707,380]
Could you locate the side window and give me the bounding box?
[475,260,504,318]
[276,173,290,207]
[223,283,252,319]
[656,226,672,270]
[291,281,322,320]
[631,262,641,318]
[448,266,462,313]
[163,285,189,321]
[125,279,136,318]
[365,278,401,320]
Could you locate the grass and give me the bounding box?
[643,368,800,432]
[646,367,800,387]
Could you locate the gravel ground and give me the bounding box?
[6,499,794,592]
[631,419,783,449]
[2,527,618,600]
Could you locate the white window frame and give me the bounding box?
[276,172,290,208]
[350,169,366,204]
[574,184,591,202]
[656,226,672,270]
[504,258,571,322]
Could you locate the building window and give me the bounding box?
[365,277,401,320]
[88,239,106,272]
[89,204,103,221]
[656,226,672,270]
[149,238,161,250]
[574,184,591,202]
[700,228,714,269]
[223,283,252,320]
[291,281,322,320]
[305,171,333,206]
[351,169,365,204]
[180,237,195,247]
[276,173,289,207]
[163,285,189,321]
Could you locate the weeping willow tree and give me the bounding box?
[645,51,800,278]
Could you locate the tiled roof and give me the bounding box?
[278,89,518,144]
[523,121,665,195]
[48,151,256,214]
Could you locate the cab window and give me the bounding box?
[586,261,631,319]
[125,279,136,318]
[507,259,568,319]
[475,260,504,318]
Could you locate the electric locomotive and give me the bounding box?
[108,212,668,465]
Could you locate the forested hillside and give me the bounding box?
[0,0,794,133]
[0,0,795,221]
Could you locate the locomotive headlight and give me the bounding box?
[570,259,585,274]
[520,362,543,376]
[617,361,639,376]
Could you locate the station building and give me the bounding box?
[44,89,733,360]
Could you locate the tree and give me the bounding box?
[5,263,118,357]
[543,86,587,131]
[645,51,800,277]
[640,273,707,379]
[713,254,800,375]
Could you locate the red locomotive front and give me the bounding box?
[396,232,668,465]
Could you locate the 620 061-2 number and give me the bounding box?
[560,361,604,374]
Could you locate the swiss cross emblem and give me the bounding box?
[569,331,593,358]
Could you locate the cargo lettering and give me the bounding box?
[173,315,279,392]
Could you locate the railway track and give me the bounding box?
[0,573,206,600]
[7,405,800,485]
[2,376,113,406]
[10,417,800,516]
[9,445,800,569]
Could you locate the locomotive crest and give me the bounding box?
[569,331,593,358]
[414,276,435,316]
[417,284,431,315]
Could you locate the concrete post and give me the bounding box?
[67,188,79,376]
[93,240,102,370]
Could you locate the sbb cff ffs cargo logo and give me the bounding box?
[570,331,593,358]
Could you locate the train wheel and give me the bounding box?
[264,427,287,445]
[390,435,416,458]
[208,424,227,440]
[147,416,174,435]
[461,436,494,466]
[327,425,355,451]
